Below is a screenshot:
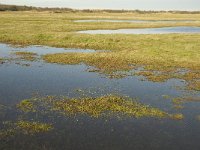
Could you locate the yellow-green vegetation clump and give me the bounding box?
[0,94,185,139]
[16,121,53,135]
[17,99,35,112]
[0,121,53,139]
[53,95,168,118]
[0,129,15,140]
[163,95,200,110]
[182,72,200,90]
[0,58,4,64]
[171,113,184,120]
[196,115,200,121]
[14,51,38,61]
[17,95,183,120]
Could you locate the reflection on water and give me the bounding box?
[78,26,200,34]
[1,43,200,150]
[74,19,199,23]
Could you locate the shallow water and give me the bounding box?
[74,19,199,23]
[1,43,200,150]
[78,26,200,34]
[0,44,95,58]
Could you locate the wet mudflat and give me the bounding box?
[1,43,200,150]
[78,26,200,34]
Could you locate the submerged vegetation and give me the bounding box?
[14,51,38,61]
[17,95,182,119]
[163,95,200,110]
[16,121,53,135]
[0,94,184,140]
[0,121,53,139]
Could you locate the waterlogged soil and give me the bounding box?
[78,26,200,34]
[1,44,200,150]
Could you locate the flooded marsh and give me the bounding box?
[1,11,200,150]
[78,26,200,34]
[14,51,38,61]
[74,19,199,23]
[1,43,200,150]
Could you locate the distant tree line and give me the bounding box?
[0,4,200,14]
[0,4,73,12]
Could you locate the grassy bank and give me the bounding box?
[0,11,200,48]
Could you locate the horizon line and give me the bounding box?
[0,3,199,12]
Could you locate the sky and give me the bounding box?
[1,0,200,11]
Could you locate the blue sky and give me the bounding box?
[1,0,200,10]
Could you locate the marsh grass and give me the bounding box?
[0,11,200,47]
[17,99,35,113]
[53,95,167,118]
[163,95,200,109]
[17,95,183,120]
[43,47,200,90]
[1,11,200,90]
[16,121,53,135]
[14,51,38,61]
[0,121,53,139]
[0,94,184,139]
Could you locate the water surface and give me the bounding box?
[75,19,198,23]
[1,43,200,150]
[78,26,200,34]
[0,44,95,58]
